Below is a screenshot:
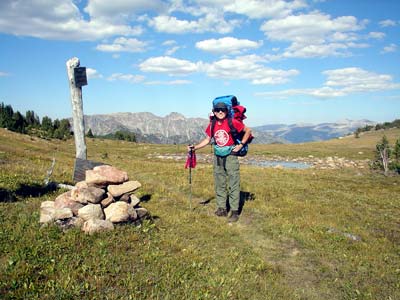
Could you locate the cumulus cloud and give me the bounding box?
[138,55,298,84]
[381,43,398,54]
[196,37,262,54]
[107,73,145,83]
[379,19,397,27]
[144,79,192,85]
[139,56,200,75]
[0,0,143,40]
[202,57,299,84]
[86,68,103,79]
[261,11,368,58]
[96,37,148,52]
[368,31,385,39]
[255,67,400,98]
[193,0,307,19]
[84,0,167,21]
[148,13,239,34]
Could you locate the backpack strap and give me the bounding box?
[227,117,239,141]
[211,117,216,142]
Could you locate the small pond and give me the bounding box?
[246,160,311,169]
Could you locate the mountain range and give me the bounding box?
[81,112,375,144]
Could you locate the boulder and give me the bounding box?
[85,165,128,185]
[71,187,105,204]
[55,217,84,230]
[53,208,73,220]
[82,219,114,235]
[130,195,141,207]
[108,181,142,198]
[100,192,114,208]
[40,205,56,224]
[78,204,104,221]
[54,191,84,215]
[136,207,149,219]
[104,202,136,223]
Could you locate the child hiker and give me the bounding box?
[187,101,252,222]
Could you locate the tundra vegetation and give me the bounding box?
[0,127,399,300]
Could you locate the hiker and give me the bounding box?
[188,101,252,222]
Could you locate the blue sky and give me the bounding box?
[0,0,399,126]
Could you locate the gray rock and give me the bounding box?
[53,208,73,220]
[136,207,149,219]
[104,202,135,223]
[100,192,114,208]
[71,187,105,204]
[54,191,84,215]
[85,165,128,185]
[108,180,142,197]
[130,195,141,207]
[82,219,114,235]
[78,204,104,221]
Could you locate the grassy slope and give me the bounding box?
[0,128,399,299]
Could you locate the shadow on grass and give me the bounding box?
[140,194,152,202]
[0,183,58,202]
[197,191,255,215]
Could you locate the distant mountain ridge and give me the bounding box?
[254,119,376,143]
[81,113,375,144]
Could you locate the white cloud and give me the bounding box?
[202,57,299,84]
[0,0,143,40]
[96,37,148,52]
[261,11,368,58]
[138,55,298,85]
[107,73,145,83]
[255,67,400,98]
[144,79,192,85]
[379,19,397,27]
[84,0,167,21]
[381,43,398,54]
[162,40,177,46]
[148,12,240,34]
[86,68,103,79]
[165,46,181,56]
[196,37,262,54]
[139,56,200,75]
[0,72,10,77]
[194,0,307,19]
[368,31,385,39]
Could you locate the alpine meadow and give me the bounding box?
[1,127,399,300]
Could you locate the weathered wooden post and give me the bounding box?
[66,57,87,161]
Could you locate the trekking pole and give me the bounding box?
[185,146,196,210]
[189,149,193,210]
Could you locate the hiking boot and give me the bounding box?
[215,207,227,217]
[228,210,239,223]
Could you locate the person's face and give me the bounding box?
[213,108,227,120]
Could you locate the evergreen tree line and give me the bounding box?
[0,102,71,140]
[87,128,136,143]
[355,119,400,137]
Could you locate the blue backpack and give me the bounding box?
[212,95,239,118]
[211,95,252,157]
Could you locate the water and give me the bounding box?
[246,159,311,169]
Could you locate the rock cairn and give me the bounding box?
[40,165,148,234]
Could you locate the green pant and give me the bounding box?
[213,155,240,211]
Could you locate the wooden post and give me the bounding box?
[66,57,87,160]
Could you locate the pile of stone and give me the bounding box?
[40,165,149,234]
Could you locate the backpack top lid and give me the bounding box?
[212,95,239,118]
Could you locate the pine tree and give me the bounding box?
[375,135,391,176]
[86,128,94,138]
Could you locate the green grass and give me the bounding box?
[0,128,399,299]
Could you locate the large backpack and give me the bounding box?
[210,95,254,156]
